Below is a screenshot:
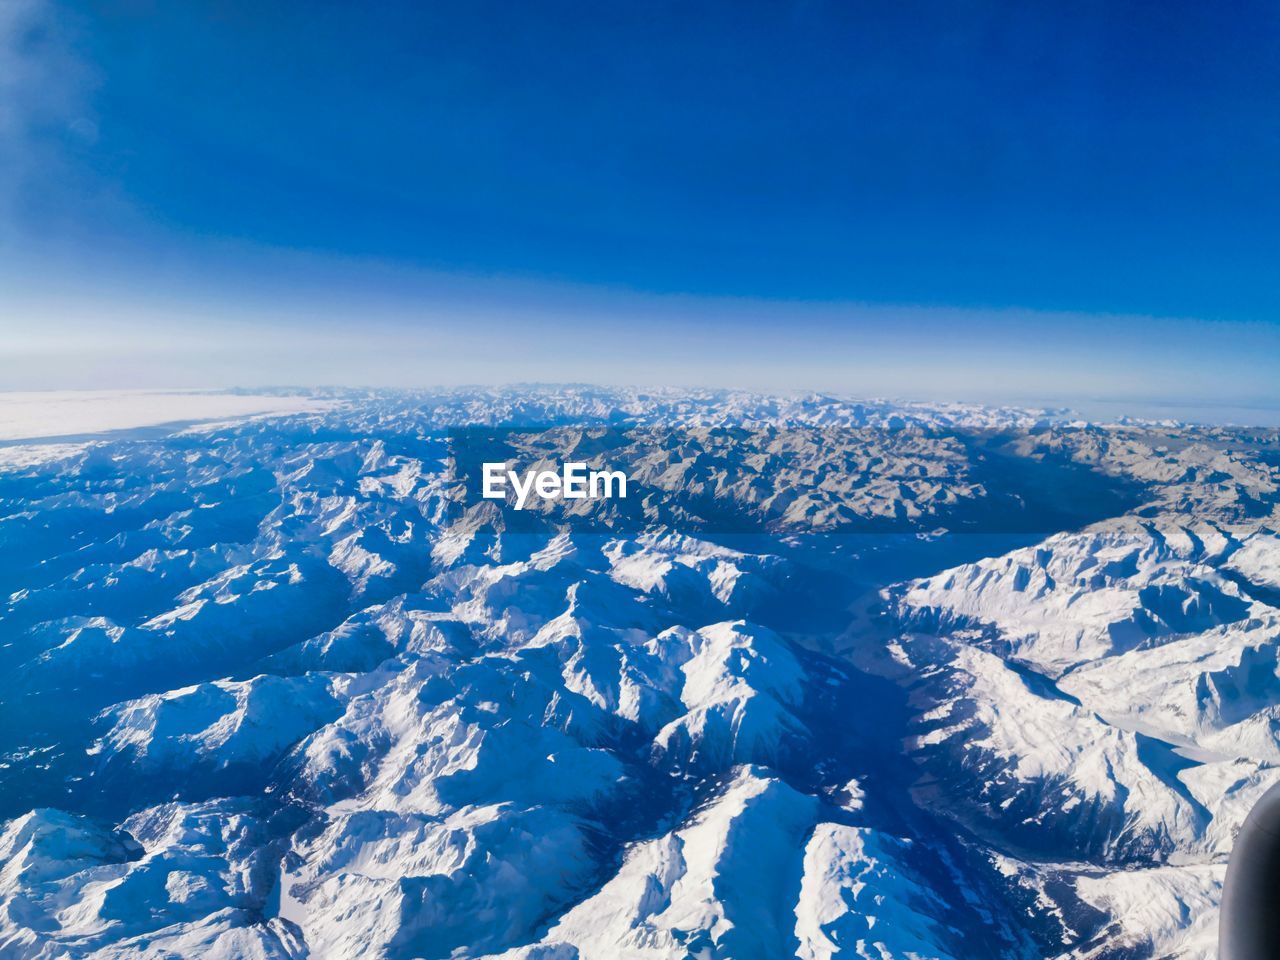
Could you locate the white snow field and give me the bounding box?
[0,386,1276,959]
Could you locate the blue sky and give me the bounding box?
[3,1,1279,408]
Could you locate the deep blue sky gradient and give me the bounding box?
[3,1,1279,401]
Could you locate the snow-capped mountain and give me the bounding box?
[1,387,1277,959]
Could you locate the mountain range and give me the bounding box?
[1,387,1277,959]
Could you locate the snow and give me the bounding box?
[1,386,1277,959]
[795,823,957,960]
[506,767,822,960]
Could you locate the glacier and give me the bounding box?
[0,387,1277,959]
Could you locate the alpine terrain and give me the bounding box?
[1,387,1277,960]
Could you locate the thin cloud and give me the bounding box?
[0,0,94,237]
